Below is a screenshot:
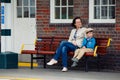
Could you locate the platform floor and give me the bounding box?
[0,67,120,80]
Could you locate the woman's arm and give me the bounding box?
[68,29,75,42]
[75,28,86,47]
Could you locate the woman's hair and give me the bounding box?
[71,17,82,28]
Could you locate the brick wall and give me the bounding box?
[116,0,120,31]
[36,0,72,37]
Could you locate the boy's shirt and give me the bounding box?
[82,37,96,50]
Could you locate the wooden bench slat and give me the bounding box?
[38,51,55,55]
[21,50,37,54]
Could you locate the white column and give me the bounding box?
[1,3,12,52]
[1,3,6,52]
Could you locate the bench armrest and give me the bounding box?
[93,38,112,57]
[93,45,110,57]
[20,44,35,53]
[107,38,112,47]
[96,46,109,56]
[20,44,25,53]
[20,38,37,53]
[93,46,98,57]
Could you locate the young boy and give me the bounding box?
[71,28,96,67]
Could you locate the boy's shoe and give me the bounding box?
[47,59,58,65]
[71,57,76,61]
[71,58,79,62]
[62,67,68,72]
[71,62,78,67]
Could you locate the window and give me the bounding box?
[17,0,36,18]
[89,0,115,23]
[50,0,73,23]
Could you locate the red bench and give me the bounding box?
[21,36,111,71]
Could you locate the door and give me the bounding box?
[13,0,36,53]
[13,0,36,62]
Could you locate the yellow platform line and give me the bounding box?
[18,62,38,67]
[0,76,42,80]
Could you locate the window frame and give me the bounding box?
[16,0,36,18]
[89,0,116,23]
[50,0,73,23]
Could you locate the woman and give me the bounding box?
[47,17,86,72]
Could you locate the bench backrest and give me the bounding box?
[35,37,111,55]
[35,37,53,51]
[95,38,111,55]
[51,36,68,51]
[96,38,109,46]
[35,36,68,51]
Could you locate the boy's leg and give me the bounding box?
[73,49,80,58]
[71,49,80,67]
[76,48,93,59]
[71,48,93,67]
[72,49,80,62]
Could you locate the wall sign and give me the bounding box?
[1,29,11,36]
[1,6,4,14]
[1,0,11,3]
[1,3,5,25]
[1,16,4,24]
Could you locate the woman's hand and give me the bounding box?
[72,41,77,46]
[82,46,86,49]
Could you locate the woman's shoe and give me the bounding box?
[47,59,58,65]
[62,67,68,72]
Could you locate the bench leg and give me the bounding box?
[97,55,100,71]
[85,56,88,72]
[43,55,46,68]
[31,54,33,69]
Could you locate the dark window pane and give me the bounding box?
[94,0,100,5]
[94,6,100,19]
[101,0,108,5]
[54,0,73,20]
[62,7,66,19]
[109,6,115,19]
[17,0,22,6]
[30,0,35,6]
[23,0,28,6]
[68,7,73,19]
[55,7,60,19]
[24,7,29,17]
[62,0,67,6]
[68,0,73,5]
[101,6,107,19]
[55,0,60,6]
[109,0,115,5]
[30,7,35,18]
[17,7,22,18]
